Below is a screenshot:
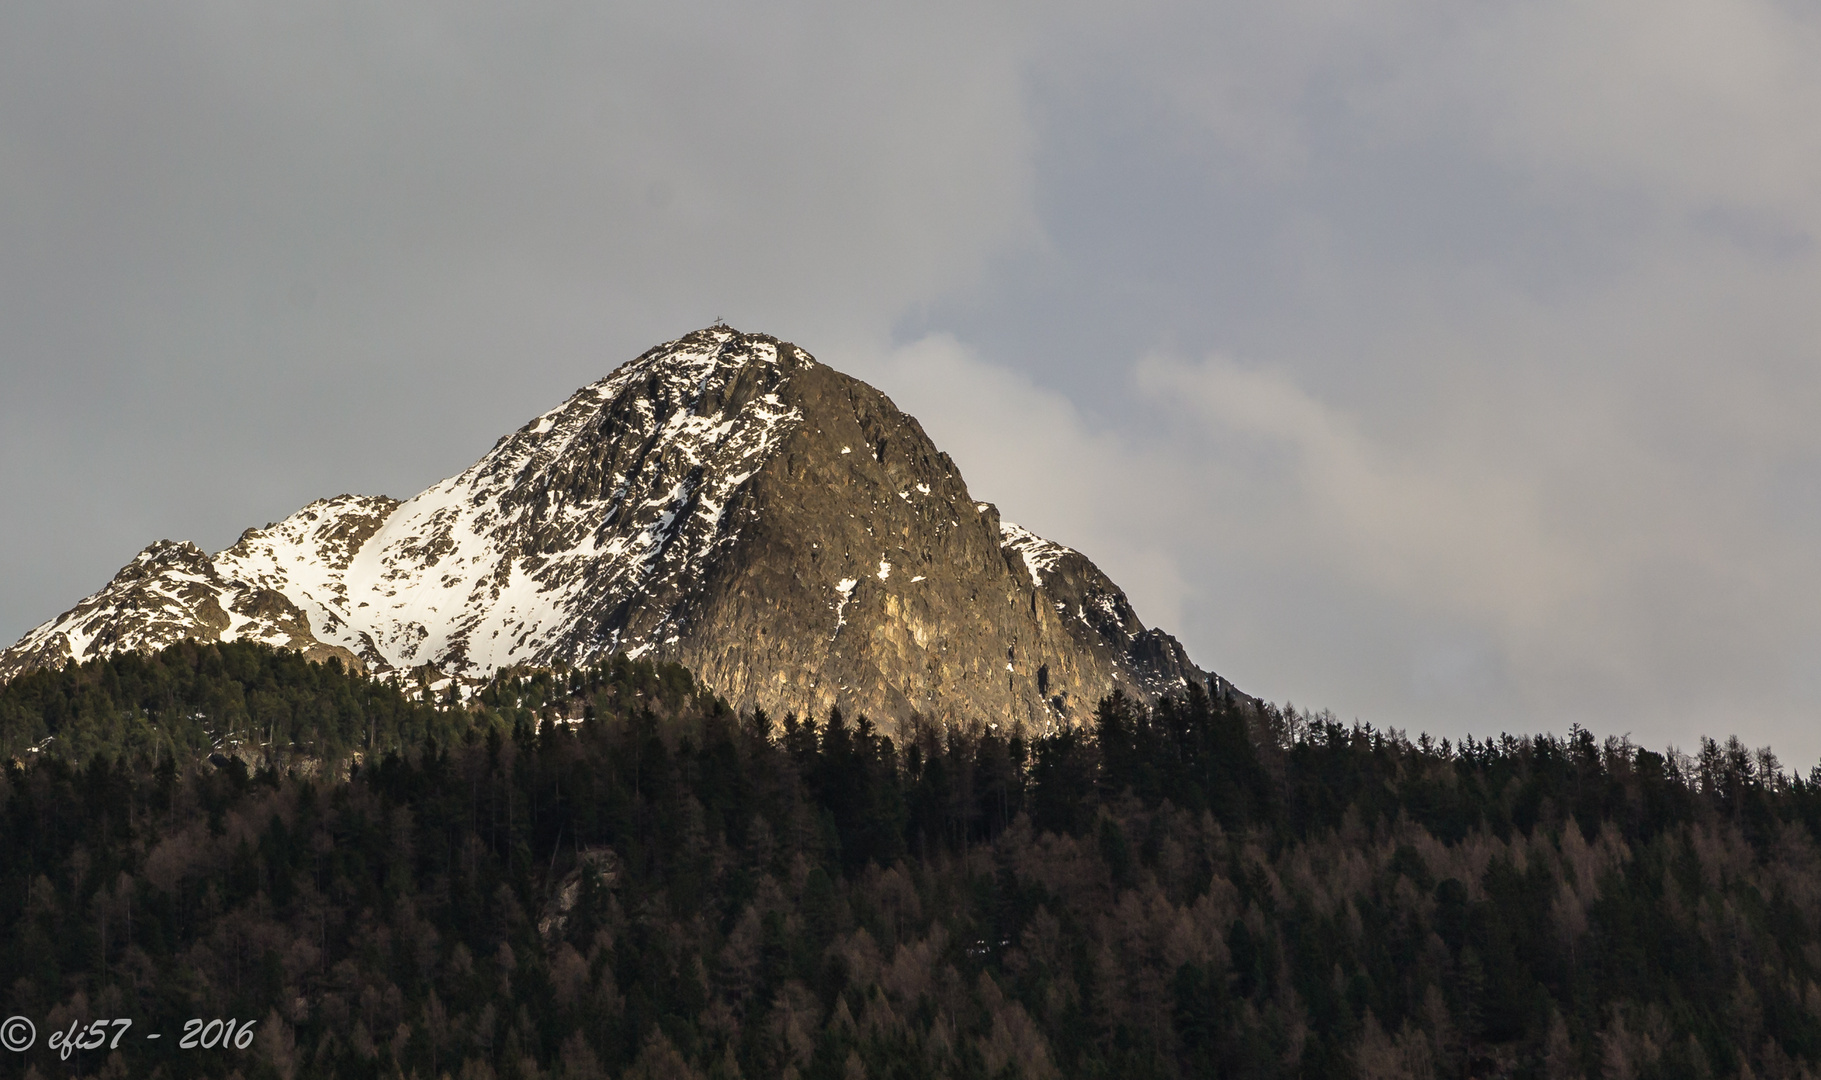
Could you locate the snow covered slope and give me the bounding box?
[1,328,1238,727]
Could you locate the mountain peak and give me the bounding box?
[1,331,1237,728]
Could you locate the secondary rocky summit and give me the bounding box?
[1,328,1234,729]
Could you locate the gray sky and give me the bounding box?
[6,1,1821,763]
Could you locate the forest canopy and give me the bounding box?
[4,641,1821,1079]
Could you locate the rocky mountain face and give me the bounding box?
[1,328,1238,729]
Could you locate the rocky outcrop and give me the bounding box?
[0,328,1240,729]
[0,537,366,675]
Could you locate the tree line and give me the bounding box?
[4,641,1821,1079]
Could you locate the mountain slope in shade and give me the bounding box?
[1,328,1237,728]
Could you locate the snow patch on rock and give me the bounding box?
[999,521,1074,588]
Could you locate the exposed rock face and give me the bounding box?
[1,328,1239,728]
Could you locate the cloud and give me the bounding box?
[1055,0,1821,227]
[1429,0,1821,224]
[1132,337,1821,759]
[1134,354,1583,631]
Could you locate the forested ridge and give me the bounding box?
[5,642,1821,1080]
